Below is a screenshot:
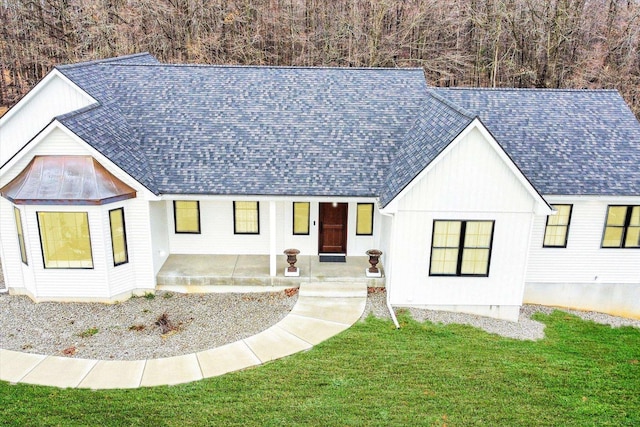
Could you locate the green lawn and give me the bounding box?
[1,310,639,426]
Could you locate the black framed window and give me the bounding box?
[234,201,260,234]
[174,201,201,234]
[109,208,129,266]
[356,203,374,235]
[37,211,93,269]
[429,220,494,277]
[14,207,28,265]
[602,205,640,248]
[543,204,572,247]
[293,202,310,235]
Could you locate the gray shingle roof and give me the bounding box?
[52,54,640,202]
[378,92,474,206]
[57,56,428,197]
[434,88,640,196]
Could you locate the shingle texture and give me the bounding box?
[53,54,640,203]
[58,55,428,197]
[378,92,474,206]
[434,88,640,196]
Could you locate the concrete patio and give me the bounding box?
[156,255,385,293]
[0,281,368,389]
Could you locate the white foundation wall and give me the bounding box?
[388,126,540,321]
[0,73,93,165]
[525,197,640,319]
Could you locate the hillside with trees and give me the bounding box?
[1,0,639,118]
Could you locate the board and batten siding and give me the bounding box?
[388,126,542,321]
[0,72,93,166]
[525,197,640,319]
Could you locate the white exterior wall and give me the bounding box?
[165,199,380,257]
[149,201,170,275]
[0,72,93,165]
[0,124,157,301]
[167,200,272,255]
[525,196,640,319]
[388,127,541,321]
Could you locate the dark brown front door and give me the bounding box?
[319,203,348,253]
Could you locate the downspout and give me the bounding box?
[381,210,400,329]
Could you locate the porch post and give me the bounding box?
[269,200,277,276]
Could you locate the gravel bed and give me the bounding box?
[0,290,297,360]
[2,287,638,361]
[362,291,640,340]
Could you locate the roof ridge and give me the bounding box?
[425,89,475,120]
[55,103,101,121]
[103,62,426,72]
[56,52,156,70]
[436,87,620,93]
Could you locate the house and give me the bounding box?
[0,53,638,321]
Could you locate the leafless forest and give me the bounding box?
[1,0,639,118]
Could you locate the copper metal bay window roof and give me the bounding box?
[0,156,136,205]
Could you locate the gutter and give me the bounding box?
[380,209,400,329]
[386,281,400,329]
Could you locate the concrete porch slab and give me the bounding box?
[291,295,367,325]
[197,340,261,378]
[156,255,384,292]
[140,353,203,387]
[244,325,313,362]
[157,254,237,286]
[276,314,351,345]
[20,356,97,388]
[0,349,47,383]
[78,360,146,389]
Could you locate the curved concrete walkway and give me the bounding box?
[0,282,367,389]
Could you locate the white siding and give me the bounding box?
[526,198,640,283]
[388,126,541,321]
[149,201,170,275]
[102,198,156,296]
[168,200,272,254]
[0,122,157,300]
[525,197,640,318]
[22,204,110,299]
[166,199,382,257]
[0,127,92,187]
[0,199,30,292]
[0,73,93,165]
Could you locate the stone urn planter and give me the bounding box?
[284,248,300,277]
[365,249,382,277]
